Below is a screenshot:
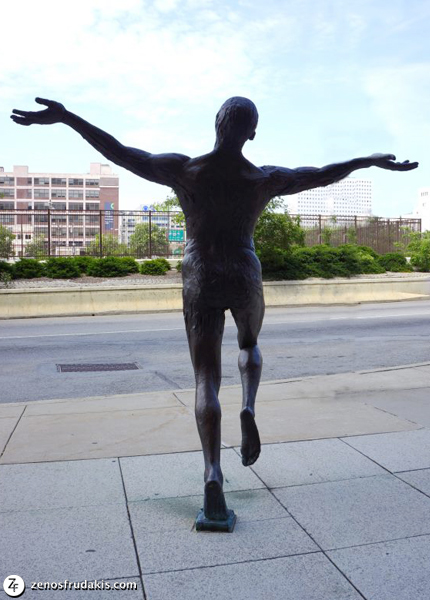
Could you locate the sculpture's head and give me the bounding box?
[215,97,258,147]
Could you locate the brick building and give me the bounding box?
[0,163,119,255]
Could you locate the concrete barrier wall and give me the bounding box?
[1,278,430,319]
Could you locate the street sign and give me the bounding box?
[168,229,184,241]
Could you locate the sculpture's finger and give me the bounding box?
[35,97,52,107]
[388,154,396,161]
[10,115,31,126]
[12,109,31,117]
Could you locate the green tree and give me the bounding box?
[151,192,184,226]
[254,198,305,254]
[129,223,169,257]
[0,225,15,259]
[86,233,128,257]
[24,235,46,258]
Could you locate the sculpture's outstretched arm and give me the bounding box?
[263,154,419,197]
[11,98,189,187]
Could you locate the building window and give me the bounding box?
[51,189,67,198]
[0,201,14,210]
[85,179,99,186]
[51,178,67,186]
[85,202,99,210]
[34,177,50,185]
[25,234,31,240]
[68,191,83,199]
[68,203,83,211]
[0,189,14,198]
[68,178,84,186]
[85,190,100,198]
[34,189,50,199]
[52,202,67,210]
[0,177,15,185]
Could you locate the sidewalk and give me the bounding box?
[1,365,430,599]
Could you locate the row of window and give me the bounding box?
[0,190,100,199]
[0,202,100,211]
[0,177,101,186]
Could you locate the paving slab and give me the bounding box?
[219,398,417,447]
[0,405,201,464]
[357,387,430,428]
[24,391,181,416]
[121,448,264,501]
[128,488,287,533]
[0,458,124,512]
[0,417,17,455]
[135,517,317,574]
[396,468,430,497]
[249,438,385,488]
[343,429,430,471]
[349,367,430,392]
[0,404,25,419]
[143,552,362,600]
[273,474,430,550]
[0,578,143,599]
[0,504,138,582]
[328,535,430,600]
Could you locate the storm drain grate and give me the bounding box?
[57,363,140,373]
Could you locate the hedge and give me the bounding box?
[44,258,81,279]
[140,259,169,275]
[259,244,386,280]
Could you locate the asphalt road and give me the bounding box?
[1,300,430,404]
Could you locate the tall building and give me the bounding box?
[287,177,372,216]
[405,187,430,231]
[0,163,119,255]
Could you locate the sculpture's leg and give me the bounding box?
[184,308,236,532]
[231,300,265,467]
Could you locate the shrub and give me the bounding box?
[153,257,171,271]
[176,260,182,272]
[0,261,13,287]
[140,259,168,275]
[44,258,81,279]
[13,259,45,279]
[71,256,96,274]
[410,238,430,272]
[378,252,412,272]
[259,244,386,281]
[0,261,14,276]
[86,257,130,277]
[118,256,139,274]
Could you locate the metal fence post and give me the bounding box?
[99,210,103,258]
[149,210,152,258]
[318,215,322,244]
[47,208,51,257]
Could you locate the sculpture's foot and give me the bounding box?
[240,407,261,466]
[196,479,236,531]
[204,478,228,520]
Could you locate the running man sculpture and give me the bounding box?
[12,97,418,531]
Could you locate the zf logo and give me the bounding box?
[3,576,25,597]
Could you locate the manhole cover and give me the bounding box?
[57,363,139,373]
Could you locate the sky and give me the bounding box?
[1,0,429,216]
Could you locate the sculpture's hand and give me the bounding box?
[10,97,66,126]
[370,153,418,171]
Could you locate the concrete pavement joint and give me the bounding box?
[0,404,26,459]
[118,458,148,600]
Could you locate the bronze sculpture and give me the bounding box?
[12,97,418,531]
